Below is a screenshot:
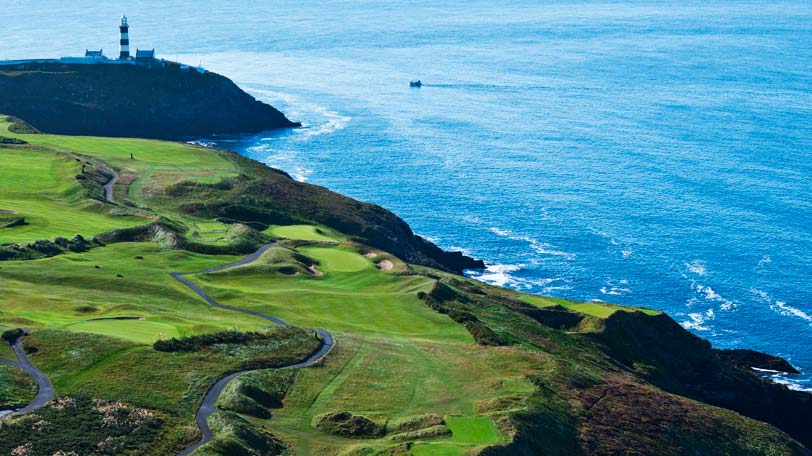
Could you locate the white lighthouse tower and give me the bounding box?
[119,16,130,60]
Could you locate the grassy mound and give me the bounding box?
[390,424,451,442]
[217,369,296,418]
[197,412,288,456]
[313,411,386,438]
[154,326,322,370]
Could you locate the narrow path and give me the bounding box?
[173,242,335,456]
[98,164,118,203]
[0,331,56,420]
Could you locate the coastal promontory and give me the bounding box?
[0,61,298,139]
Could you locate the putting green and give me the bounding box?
[266,225,341,242]
[521,295,660,318]
[445,416,500,445]
[298,246,370,273]
[64,319,180,344]
[411,444,462,456]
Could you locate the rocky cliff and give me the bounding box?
[0,61,298,139]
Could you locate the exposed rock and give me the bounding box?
[0,62,298,139]
[715,348,800,374]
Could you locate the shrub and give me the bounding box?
[313,411,386,438]
[2,328,25,344]
[153,330,275,352]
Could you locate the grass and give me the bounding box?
[1,113,799,456]
[266,225,344,242]
[191,245,468,342]
[64,319,181,344]
[298,246,371,273]
[0,145,143,244]
[411,443,463,456]
[0,242,271,341]
[445,416,500,445]
[257,334,534,454]
[175,243,536,453]
[519,294,660,318]
[0,115,240,244]
[0,363,37,408]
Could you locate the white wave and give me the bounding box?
[621,248,633,258]
[466,263,568,293]
[688,280,736,311]
[600,278,631,296]
[751,288,812,323]
[757,255,772,269]
[247,87,351,140]
[681,309,715,331]
[756,371,812,393]
[468,264,523,288]
[685,260,707,276]
[773,300,812,322]
[290,166,313,182]
[488,227,575,260]
[186,140,217,148]
[489,227,511,237]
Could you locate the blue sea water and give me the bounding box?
[1,1,810,389]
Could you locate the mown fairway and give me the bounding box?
[0,145,142,243]
[184,242,543,454]
[0,115,240,245]
[191,243,468,342]
[0,242,269,338]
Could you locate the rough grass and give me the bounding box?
[0,396,169,456]
[259,334,535,454]
[0,363,37,408]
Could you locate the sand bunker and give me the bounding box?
[364,252,378,258]
[308,265,324,276]
[377,260,394,271]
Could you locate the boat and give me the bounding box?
[410,80,422,87]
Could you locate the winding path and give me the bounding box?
[173,243,335,456]
[0,331,56,420]
[98,164,118,203]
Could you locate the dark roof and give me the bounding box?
[135,49,155,59]
[85,50,103,57]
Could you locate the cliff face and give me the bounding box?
[0,62,298,139]
[591,311,812,449]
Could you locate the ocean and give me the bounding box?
[1,0,810,389]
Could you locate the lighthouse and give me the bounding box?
[119,16,130,60]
